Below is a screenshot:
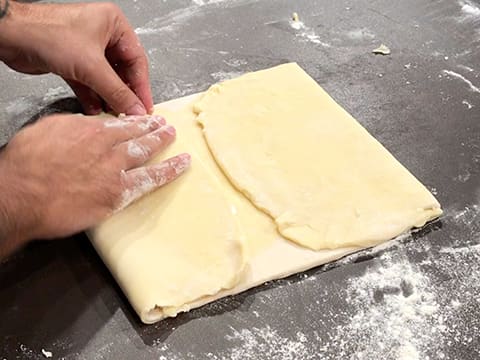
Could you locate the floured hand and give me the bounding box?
[0,113,190,258]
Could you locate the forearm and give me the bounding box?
[0,157,38,259]
[0,180,25,259]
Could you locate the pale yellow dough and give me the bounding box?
[90,102,246,323]
[89,63,442,324]
[194,63,442,250]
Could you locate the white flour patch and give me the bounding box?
[346,28,375,41]
[289,20,330,47]
[442,70,480,93]
[127,141,150,159]
[458,64,475,72]
[455,169,472,183]
[459,0,480,18]
[135,6,202,36]
[192,0,229,5]
[135,26,174,35]
[223,58,248,67]
[104,118,130,128]
[117,169,156,211]
[41,348,53,358]
[42,86,71,103]
[320,252,444,360]
[223,325,315,360]
[5,97,34,115]
[211,71,244,81]
[135,0,237,36]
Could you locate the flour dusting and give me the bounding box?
[320,252,443,360]
[459,0,480,18]
[224,326,313,360]
[192,0,229,5]
[289,20,330,47]
[442,70,480,93]
[42,86,71,103]
[346,28,375,41]
[211,71,244,81]
[5,97,34,115]
[127,141,150,159]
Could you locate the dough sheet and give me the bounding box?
[89,63,442,323]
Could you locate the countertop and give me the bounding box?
[0,0,479,359]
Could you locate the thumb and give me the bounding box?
[84,58,147,115]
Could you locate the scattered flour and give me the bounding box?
[345,28,375,41]
[127,141,150,159]
[289,20,330,47]
[135,26,174,35]
[41,348,53,358]
[223,326,313,360]
[192,0,229,5]
[457,64,475,73]
[459,0,480,18]
[135,0,234,35]
[42,86,71,103]
[210,71,244,81]
[462,100,473,109]
[320,251,442,360]
[442,70,480,93]
[5,97,33,115]
[223,58,248,67]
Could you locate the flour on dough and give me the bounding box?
[90,105,245,324]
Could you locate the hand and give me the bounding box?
[0,113,190,257]
[0,1,152,115]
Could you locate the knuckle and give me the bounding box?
[73,57,104,86]
[99,2,121,15]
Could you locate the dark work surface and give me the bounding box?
[0,0,479,359]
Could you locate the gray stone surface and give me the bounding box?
[0,0,479,359]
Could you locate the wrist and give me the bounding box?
[0,184,24,258]
[0,0,17,62]
[0,1,33,64]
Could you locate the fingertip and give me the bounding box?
[175,152,192,171]
[163,124,176,137]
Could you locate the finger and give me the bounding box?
[66,80,103,115]
[106,14,153,113]
[102,114,166,144]
[84,57,147,116]
[117,153,191,210]
[115,125,176,169]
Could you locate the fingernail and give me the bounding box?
[176,153,191,173]
[127,103,147,116]
[161,125,176,136]
[151,115,166,125]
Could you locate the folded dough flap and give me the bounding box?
[89,125,246,324]
[193,62,442,251]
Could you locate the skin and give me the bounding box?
[0,1,191,258]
